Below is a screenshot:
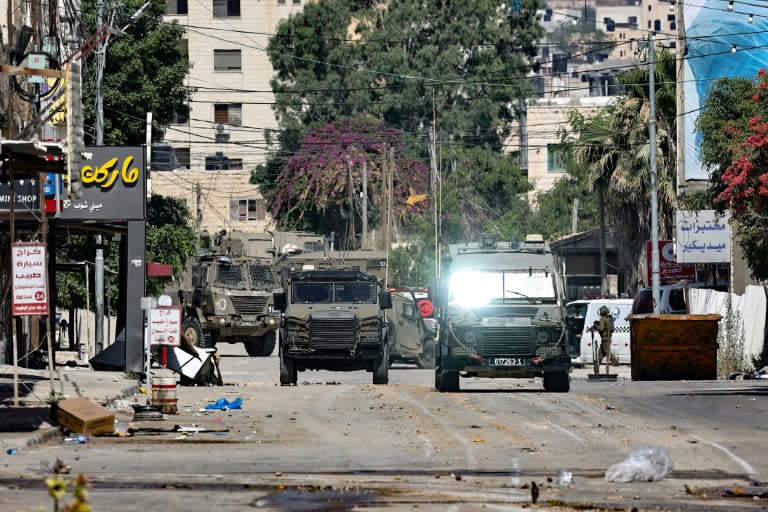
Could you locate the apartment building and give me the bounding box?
[161,0,306,171]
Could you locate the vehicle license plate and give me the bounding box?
[491,357,525,366]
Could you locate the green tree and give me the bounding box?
[80,0,193,145]
[697,70,768,280]
[696,77,758,207]
[566,44,678,292]
[260,0,541,243]
[145,195,199,296]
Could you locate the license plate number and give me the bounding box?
[491,357,525,366]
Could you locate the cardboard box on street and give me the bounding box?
[54,397,115,436]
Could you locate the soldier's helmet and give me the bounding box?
[599,305,610,316]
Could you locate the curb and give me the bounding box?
[5,383,141,453]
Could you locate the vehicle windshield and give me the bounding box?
[292,282,376,304]
[215,263,245,289]
[447,270,556,307]
[249,264,275,288]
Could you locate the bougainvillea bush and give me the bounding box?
[271,118,430,240]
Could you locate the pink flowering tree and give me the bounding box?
[707,69,768,279]
[269,118,430,246]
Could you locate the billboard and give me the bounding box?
[646,240,696,285]
[675,210,731,263]
[683,0,768,182]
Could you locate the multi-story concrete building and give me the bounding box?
[161,0,306,172]
[151,169,273,233]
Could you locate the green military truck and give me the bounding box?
[179,230,282,356]
[273,262,393,386]
[433,233,570,392]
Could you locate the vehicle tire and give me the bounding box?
[372,343,390,384]
[243,332,276,357]
[258,331,277,356]
[436,367,459,392]
[182,318,211,349]
[279,348,297,386]
[416,337,436,369]
[543,372,570,393]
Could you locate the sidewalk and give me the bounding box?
[0,351,139,453]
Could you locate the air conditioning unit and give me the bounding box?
[215,123,230,143]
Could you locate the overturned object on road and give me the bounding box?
[165,335,223,386]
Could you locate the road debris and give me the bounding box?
[605,445,673,482]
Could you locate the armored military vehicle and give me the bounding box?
[273,261,393,386]
[433,233,570,392]
[179,230,282,356]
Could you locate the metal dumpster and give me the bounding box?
[628,314,722,380]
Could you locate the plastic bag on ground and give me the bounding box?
[605,446,673,482]
[205,397,243,410]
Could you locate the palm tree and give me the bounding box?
[567,44,678,294]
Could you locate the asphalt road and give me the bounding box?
[0,343,766,512]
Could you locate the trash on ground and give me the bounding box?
[128,424,230,435]
[205,397,242,410]
[62,435,89,444]
[54,397,115,436]
[6,448,17,455]
[605,445,673,482]
[558,470,573,486]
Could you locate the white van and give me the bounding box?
[564,299,633,366]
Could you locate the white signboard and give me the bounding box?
[675,210,731,263]
[12,242,49,316]
[149,305,182,346]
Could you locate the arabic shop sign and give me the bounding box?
[149,305,182,346]
[675,210,731,264]
[12,242,50,316]
[0,179,41,212]
[646,240,696,285]
[59,146,146,221]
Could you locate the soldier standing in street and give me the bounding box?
[594,305,614,374]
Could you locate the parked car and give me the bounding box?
[565,299,633,367]
[631,282,725,315]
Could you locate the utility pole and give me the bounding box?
[196,182,202,224]
[571,198,579,234]
[649,35,661,313]
[381,146,389,254]
[347,161,356,249]
[361,160,368,249]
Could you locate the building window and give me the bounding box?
[175,147,191,169]
[214,103,242,126]
[167,0,188,14]
[172,110,189,124]
[230,199,265,221]
[547,144,569,173]
[214,49,241,71]
[277,0,285,4]
[213,0,240,17]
